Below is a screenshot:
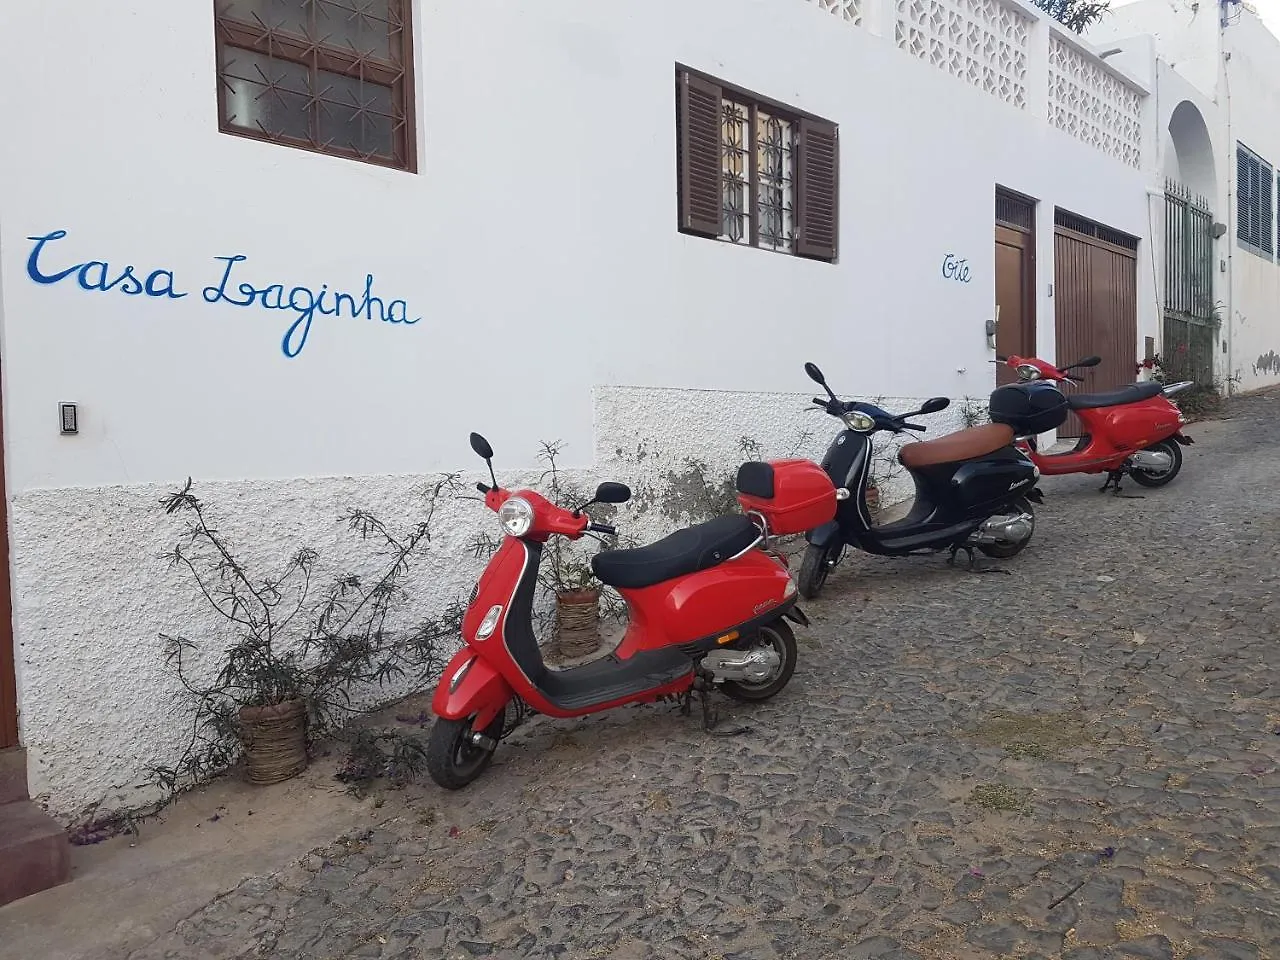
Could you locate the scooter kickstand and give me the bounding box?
[948,544,1010,576]
[694,669,751,738]
[1100,470,1144,499]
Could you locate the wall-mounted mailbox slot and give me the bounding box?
[60,403,78,435]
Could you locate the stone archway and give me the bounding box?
[1165,99,1216,201]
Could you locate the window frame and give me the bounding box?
[1236,142,1274,260]
[675,66,839,263]
[213,0,417,173]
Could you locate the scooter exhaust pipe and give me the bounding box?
[703,646,782,684]
[969,512,1034,545]
[1129,449,1173,471]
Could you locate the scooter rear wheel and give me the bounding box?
[1128,439,1183,487]
[427,707,506,790]
[720,621,798,702]
[976,496,1036,560]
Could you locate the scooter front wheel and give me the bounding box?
[426,706,506,790]
[798,543,838,600]
[720,620,798,702]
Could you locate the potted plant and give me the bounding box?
[534,441,616,660]
[151,477,459,793]
[544,546,605,660]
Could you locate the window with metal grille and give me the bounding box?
[214,0,416,172]
[995,188,1035,232]
[1236,143,1273,258]
[1055,209,1139,251]
[675,68,838,262]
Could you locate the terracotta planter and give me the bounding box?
[555,588,600,659]
[865,483,881,511]
[239,698,308,785]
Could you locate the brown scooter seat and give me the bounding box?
[898,423,1015,470]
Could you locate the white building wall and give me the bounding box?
[0,0,1153,817]
[1094,2,1280,391]
[1221,11,1280,387]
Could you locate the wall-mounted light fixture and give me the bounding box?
[59,403,78,435]
[1210,221,1228,239]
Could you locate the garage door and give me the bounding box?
[1053,210,1139,438]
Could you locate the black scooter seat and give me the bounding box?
[1067,381,1164,410]
[591,515,759,590]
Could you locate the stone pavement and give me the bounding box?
[114,393,1279,960]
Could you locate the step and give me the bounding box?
[0,801,71,907]
[0,748,29,805]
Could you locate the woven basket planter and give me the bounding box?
[555,588,600,659]
[239,698,308,785]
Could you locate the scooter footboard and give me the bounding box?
[432,650,512,729]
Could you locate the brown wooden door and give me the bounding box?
[0,349,16,750]
[994,189,1036,387]
[1054,212,1139,438]
[995,225,1036,386]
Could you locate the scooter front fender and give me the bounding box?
[432,649,512,729]
[806,520,841,550]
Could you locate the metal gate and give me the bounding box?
[1163,180,1216,385]
[1054,210,1139,438]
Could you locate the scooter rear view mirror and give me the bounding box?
[470,432,498,490]
[594,482,631,504]
[804,362,826,386]
[920,397,950,415]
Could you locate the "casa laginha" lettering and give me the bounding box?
[24,229,420,358]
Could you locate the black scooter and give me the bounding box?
[797,362,1044,599]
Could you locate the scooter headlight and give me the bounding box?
[498,496,535,538]
[1016,364,1041,382]
[840,410,876,432]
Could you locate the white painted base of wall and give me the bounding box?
[11,384,978,819]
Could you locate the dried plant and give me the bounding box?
[148,476,465,797]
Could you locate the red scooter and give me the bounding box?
[994,354,1194,494]
[426,432,837,789]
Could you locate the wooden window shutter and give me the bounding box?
[1236,148,1250,244]
[678,71,722,238]
[796,118,839,261]
[1262,165,1274,255]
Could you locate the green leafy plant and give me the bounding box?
[1030,0,1109,33]
[958,396,989,429]
[1140,352,1230,420]
[149,476,464,796]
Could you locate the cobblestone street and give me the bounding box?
[115,395,1279,960]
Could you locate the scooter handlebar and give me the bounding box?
[901,422,926,432]
[588,522,617,536]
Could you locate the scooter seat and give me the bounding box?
[591,515,760,590]
[898,423,1015,470]
[1067,381,1164,410]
